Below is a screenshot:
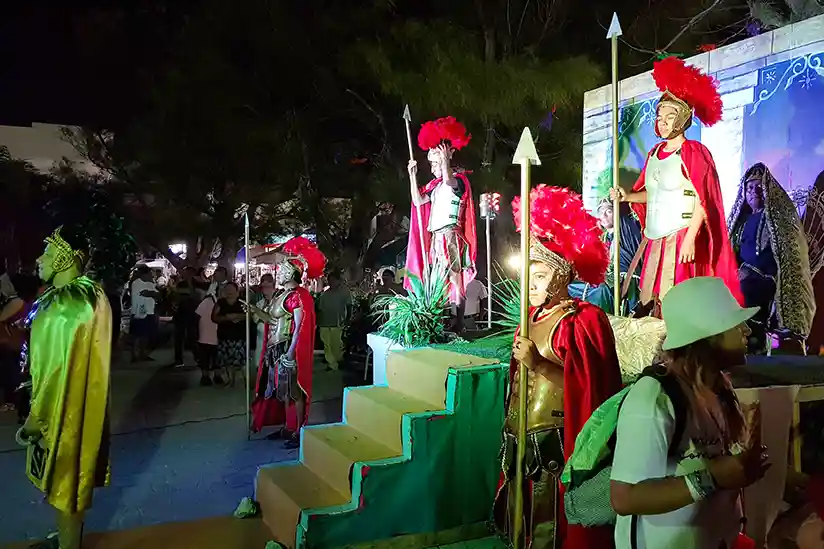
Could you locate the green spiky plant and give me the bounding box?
[479,268,521,349]
[372,265,450,348]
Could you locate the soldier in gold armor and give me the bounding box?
[248,237,325,449]
[494,186,623,549]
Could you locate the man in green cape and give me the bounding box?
[16,225,112,549]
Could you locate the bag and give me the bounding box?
[561,365,688,527]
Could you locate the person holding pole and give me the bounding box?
[610,57,741,317]
[404,116,478,331]
[247,237,325,449]
[493,185,623,549]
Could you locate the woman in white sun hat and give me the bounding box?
[610,276,771,549]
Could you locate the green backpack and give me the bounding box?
[561,365,688,527]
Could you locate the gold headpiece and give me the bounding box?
[45,228,85,273]
[529,235,573,282]
[656,91,694,138]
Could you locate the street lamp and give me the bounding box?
[479,192,501,329]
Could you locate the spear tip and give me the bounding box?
[402,104,411,122]
[606,13,623,39]
[512,128,541,166]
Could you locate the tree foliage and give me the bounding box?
[53,0,767,277]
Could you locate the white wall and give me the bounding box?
[581,15,824,213]
[0,122,99,174]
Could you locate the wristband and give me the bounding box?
[684,469,716,501]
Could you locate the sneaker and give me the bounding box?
[283,435,300,450]
[200,376,213,387]
[266,428,288,440]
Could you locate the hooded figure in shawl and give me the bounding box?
[405,116,478,330]
[611,57,742,315]
[17,226,112,549]
[493,186,623,549]
[248,237,325,449]
[728,163,816,352]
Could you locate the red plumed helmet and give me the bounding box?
[512,185,609,285]
[282,237,327,279]
[653,56,723,127]
[417,116,472,151]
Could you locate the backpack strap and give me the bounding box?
[640,365,688,457]
[629,366,690,549]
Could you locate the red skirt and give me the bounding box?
[639,227,712,305]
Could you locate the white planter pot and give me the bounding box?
[366,333,406,385]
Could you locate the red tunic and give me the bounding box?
[631,140,743,305]
[505,300,623,549]
[250,287,316,433]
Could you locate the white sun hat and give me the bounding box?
[661,276,759,351]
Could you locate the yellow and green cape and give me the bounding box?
[27,276,112,514]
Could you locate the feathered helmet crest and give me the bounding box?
[512,185,609,285]
[417,116,472,151]
[652,57,722,137]
[280,237,327,280]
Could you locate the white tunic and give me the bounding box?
[644,147,698,241]
[427,181,462,233]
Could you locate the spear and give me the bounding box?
[511,127,541,549]
[403,104,429,283]
[244,212,251,441]
[607,13,623,316]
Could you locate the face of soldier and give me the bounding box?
[656,104,680,139]
[528,261,566,307]
[276,262,297,286]
[427,145,453,179]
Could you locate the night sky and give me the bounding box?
[0,1,194,127]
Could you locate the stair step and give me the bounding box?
[386,349,497,406]
[302,424,399,497]
[256,463,348,548]
[344,386,441,452]
[385,350,453,405]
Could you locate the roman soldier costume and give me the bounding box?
[404,116,478,304]
[494,186,623,549]
[629,57,742,312]
[250,237,325,442]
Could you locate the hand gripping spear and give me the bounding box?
[607,13,623,316]
[403,104,430,283]
[512,128,541,549]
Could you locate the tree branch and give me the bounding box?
[658,0,728,53]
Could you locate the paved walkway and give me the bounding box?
[0,343,359,545]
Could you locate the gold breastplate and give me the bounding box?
[506,300,576,434]
[268,291,293,346]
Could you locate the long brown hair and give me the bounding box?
[664,338,747,445]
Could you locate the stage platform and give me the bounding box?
[2,516,271,549]
[3,519,507,549]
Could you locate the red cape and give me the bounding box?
[507,300,622,549]
[404,173,478,296]
[250,286,315,433]
[630,140,743,304]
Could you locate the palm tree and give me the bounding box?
[749,0,824,29]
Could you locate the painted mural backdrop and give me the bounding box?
[589,98,701,204]
[745,50,824,217]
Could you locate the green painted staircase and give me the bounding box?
[254,349,508,549]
